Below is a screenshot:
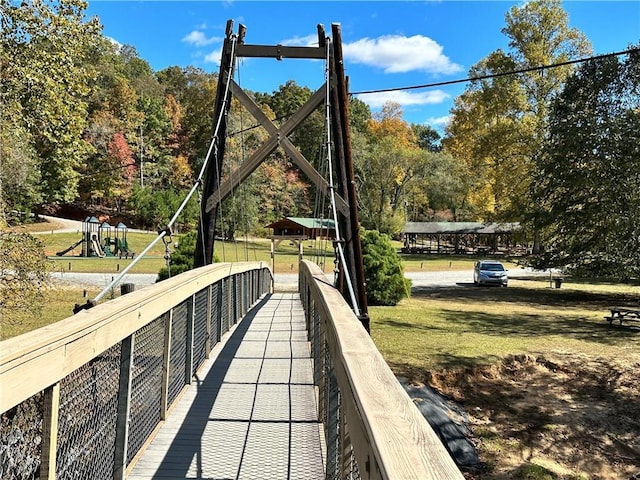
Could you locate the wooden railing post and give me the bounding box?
[114,335,134,480]
[40,383,60,480]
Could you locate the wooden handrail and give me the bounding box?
[0,262,271,413]
[300,260,464,480]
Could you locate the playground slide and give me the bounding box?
[56,238,83,256]
[91,237,106,258]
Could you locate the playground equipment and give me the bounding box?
[56,217,134,258]
[112,222,134,258]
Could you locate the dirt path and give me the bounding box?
[424,354,640,479]
[38,215,83,233]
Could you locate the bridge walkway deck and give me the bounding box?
[128,293,325,479]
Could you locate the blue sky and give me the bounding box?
[86,1,640,129]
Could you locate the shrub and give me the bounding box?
[361,229,411,306]
[157,230,221,281]
[0,232,51,322]
[158,231,196,281]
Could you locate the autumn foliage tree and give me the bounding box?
[2,0,101,210]
[443,0,591,225]
[355,102,460,233]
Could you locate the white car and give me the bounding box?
[473,260,508,287]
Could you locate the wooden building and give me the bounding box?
[266,217,336,241]
[402,222,527,255]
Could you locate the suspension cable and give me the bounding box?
[89,34,239,306]
[323,36,361,317]
[313,134,330,270]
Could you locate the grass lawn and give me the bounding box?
[369,277,640,479]
[40,232,334,274]
[370,277,640,376]
[399,253,521,272]
[1,286,102,340]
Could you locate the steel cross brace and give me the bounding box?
[205,79,350,216]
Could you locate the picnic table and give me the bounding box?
[604,307,640,326]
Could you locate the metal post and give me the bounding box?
[195,19,236,267]
[185,296,195,383]
[161,311,173,419]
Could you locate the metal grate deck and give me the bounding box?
[128,293,325,480]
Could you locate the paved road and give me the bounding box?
[34,215,83,234]
[51,271,159,289]
[51,268,553,291]
[38,215,152,234]
[42,216,553,290]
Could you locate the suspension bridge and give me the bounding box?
[0,22,464,480]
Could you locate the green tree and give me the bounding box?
[176,67,219,168]
[355,102,433,234]
[0,232,51,322]
[407,151,467,221]
[533,47,640,279]
[443,0,591,225]
[504,0,591,131]
[348,97,372,135]
[0,120,42,219]
[127,184,199,232]
[411,123,441,152]
[444,51,534,221]
[2,0,101,205]
[361,229,411,306]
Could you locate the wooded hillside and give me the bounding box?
[2,0,638,278]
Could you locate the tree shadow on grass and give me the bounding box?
[377,318,448,332]
[412,283,638,310]
[407,284,640,347]
[438,308,639,345]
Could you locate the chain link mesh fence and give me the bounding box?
[210,282,221,345]
[0,266,271,480]
[221,277,230,334]
[127,316,165,464]
[168,305,188,408]
[0,393,43,479]
[56,343,122,480]
[193,288,209,375]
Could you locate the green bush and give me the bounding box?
[158,231,195,281]
[158,230,221,281]
[361,229,411,306]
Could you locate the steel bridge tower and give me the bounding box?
[194,21,369,329]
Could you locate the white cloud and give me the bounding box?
[279,34,319,47]
[106,36,123,51]
[343,35,462,75]
[425,115,451,129]
[182,30,220,47]
[204,47,223,64]
[356,89,450,108]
